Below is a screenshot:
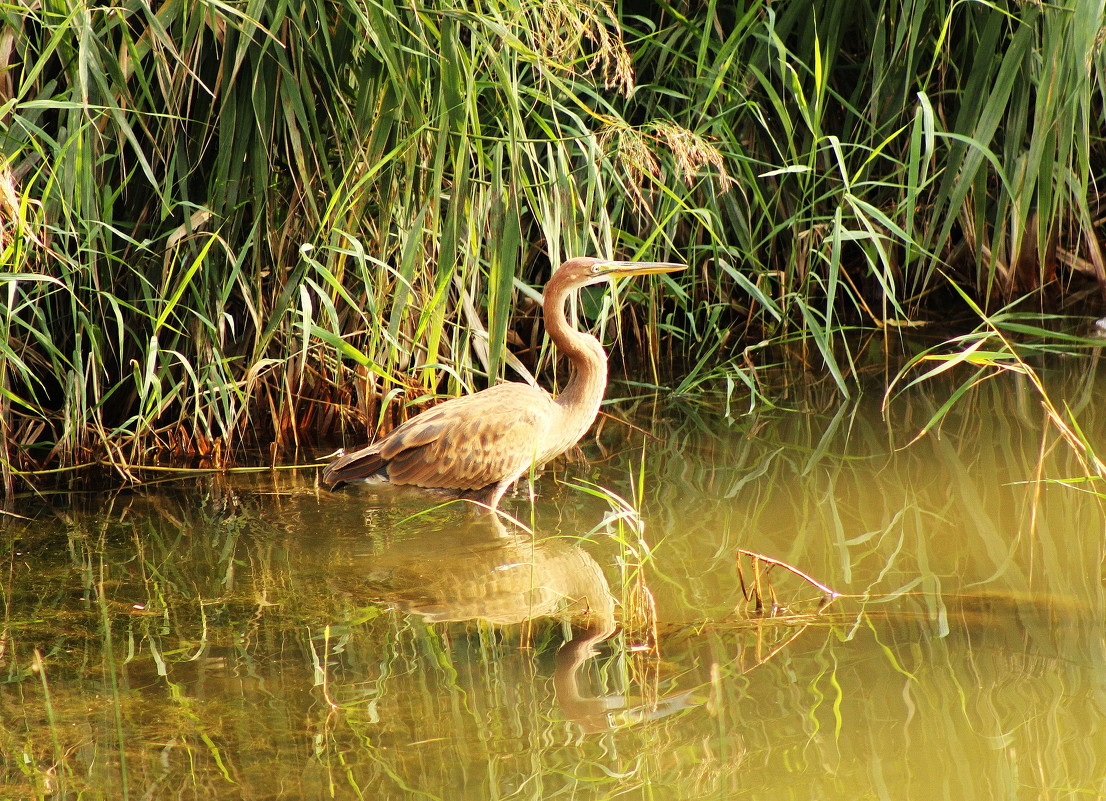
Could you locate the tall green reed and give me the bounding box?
[0,1,701,488]
[2,0,1105,492]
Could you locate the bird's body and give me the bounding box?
[322,382,585,502]
[321,256,685,509]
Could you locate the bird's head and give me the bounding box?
[554,256,687,289]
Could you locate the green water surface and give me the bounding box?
[3,373,1105,799]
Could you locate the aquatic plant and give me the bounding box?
[2,0,1106,493]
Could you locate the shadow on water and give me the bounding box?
[4,364,1106,798]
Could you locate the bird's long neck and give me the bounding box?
[543,273,608,429]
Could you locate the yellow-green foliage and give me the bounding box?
[1,0,1105,491]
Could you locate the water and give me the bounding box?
[3,370,1106,799]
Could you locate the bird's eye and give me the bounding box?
[590,264,601,274]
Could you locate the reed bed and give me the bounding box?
[2,0,1106,493]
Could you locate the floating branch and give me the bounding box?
[736,549,840,615]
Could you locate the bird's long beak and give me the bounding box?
[598,260,687,278]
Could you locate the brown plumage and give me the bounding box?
[321,256,686,509]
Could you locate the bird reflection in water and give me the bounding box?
[339,515,696,732]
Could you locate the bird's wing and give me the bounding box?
[323,383,557,491]
[380,385,555,490]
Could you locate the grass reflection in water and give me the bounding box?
[4,372,1106,799]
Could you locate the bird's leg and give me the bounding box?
[462,479,512,515]
[486,480,511,512]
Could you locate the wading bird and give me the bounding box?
[321,256,686,510]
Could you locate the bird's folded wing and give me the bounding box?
[383,402,551,490]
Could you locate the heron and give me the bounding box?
[321,256,686,509]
